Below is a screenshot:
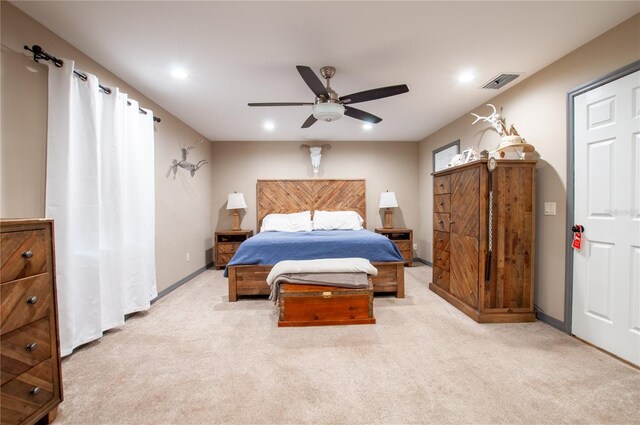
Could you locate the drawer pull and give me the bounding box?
[29,387,41,396]
[322,291,332,298]
[450,221,456,224]
[21,250,33,259]
[439,202,444,206]
[438,239,443,242]
[439,184,444,187]
[25,342,38,352]
[26,296,38,305]
[438,257,442,260]
[438,220,443,224]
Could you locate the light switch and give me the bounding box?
[544,202,556,216]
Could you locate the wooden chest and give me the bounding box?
[278,281,375,327]
[0,219,63,425]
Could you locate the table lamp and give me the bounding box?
[379,191,398,229]
[227,192,247,231]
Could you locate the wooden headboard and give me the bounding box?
[256,179,366,230]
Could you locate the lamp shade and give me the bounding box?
[227,192,247,210]
[379,191,398,209]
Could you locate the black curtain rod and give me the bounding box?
[24,45,161,123]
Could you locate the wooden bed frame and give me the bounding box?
[227,179,405,301]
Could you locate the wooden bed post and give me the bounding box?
[228,267,237,302]
[396,263,405,298]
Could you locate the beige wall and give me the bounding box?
[0,2,214,293]
[418,14,640,322]
[211,140,419,238]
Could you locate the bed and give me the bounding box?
[226,179,405,302]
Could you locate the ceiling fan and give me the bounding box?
[248,65,409,128]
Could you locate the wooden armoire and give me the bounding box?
[429,159,536,323]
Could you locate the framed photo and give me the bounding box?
[433,140,460,172]
[461,148,474,164]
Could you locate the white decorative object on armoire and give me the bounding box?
[45,60,157,356]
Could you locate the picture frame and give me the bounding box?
[433,140,460,172]
[460,148,474,164]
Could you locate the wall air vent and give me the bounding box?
[481,73,522,90]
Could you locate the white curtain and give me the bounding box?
[46,60,156,357]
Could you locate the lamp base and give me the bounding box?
[383,208,393,229]
[231,209,241,231]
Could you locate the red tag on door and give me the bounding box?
[572,232,582,250]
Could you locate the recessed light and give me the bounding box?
[171,68,188,79]
[263,121,275,131]
[362,123,373,131]
[458,71,475,83]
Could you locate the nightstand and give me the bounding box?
[375,228,413,266]
[215,230,253,269]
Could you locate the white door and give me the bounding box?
[573,70,640,366]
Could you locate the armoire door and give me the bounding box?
[488,164,535,311]
[450,166,480,308]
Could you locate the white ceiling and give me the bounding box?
[13,1,640,142]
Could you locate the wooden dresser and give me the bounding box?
[429,160,536,323]
[1,219,63,424]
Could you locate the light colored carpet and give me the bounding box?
[54,264,639,425]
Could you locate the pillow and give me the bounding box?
[312,210,364,231]
[260,211,312,232]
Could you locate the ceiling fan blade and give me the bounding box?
[248,102,314,107]
[339,84,409,104]
[344,106,382,124]
[296,66,329,99]
[301,114,317,128]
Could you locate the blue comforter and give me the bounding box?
[224,230,403,276]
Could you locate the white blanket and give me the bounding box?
[266,258,378,286]
[267,258,378,302]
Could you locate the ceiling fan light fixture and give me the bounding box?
[312,102,345,122]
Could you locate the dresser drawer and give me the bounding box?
[433,267,450,291]
[400,250,412,264]
[216,253,234,266]
[434,231,450,252]
[434,249,450,271]
[434,194,450,213]
[0,359,54,425]
[1,275,52,336]
[217,243,240,254]
[434,213,450,233]
[394,240,411,251]
[1,231,48,284]
[1,317,51,386]
[434,175,450,194]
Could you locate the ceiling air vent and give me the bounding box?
[481,73,521,90]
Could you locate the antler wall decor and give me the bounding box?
[166,139,208,179]
[301,144,331,175]
[471,104,536,159]
[470,104,520,138]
